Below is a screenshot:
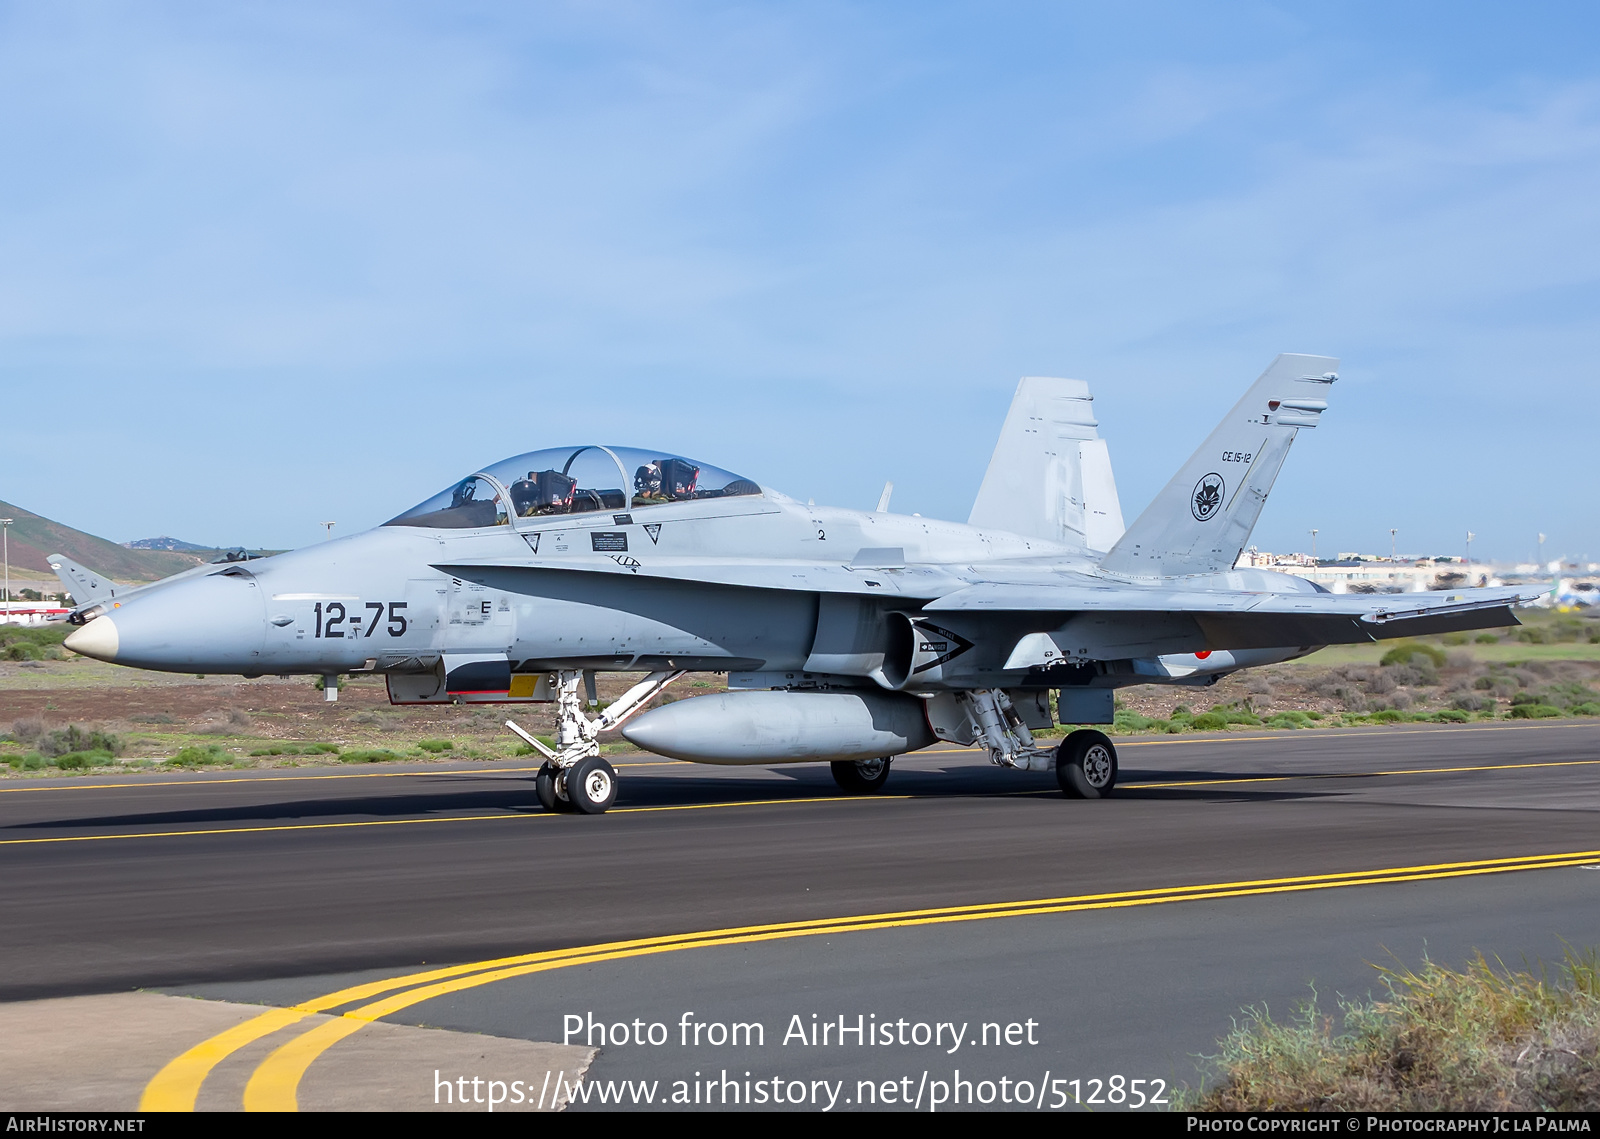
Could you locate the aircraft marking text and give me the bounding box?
[313,601,408,639]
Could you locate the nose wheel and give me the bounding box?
[535,761,570,812]
[566,756,618,814]
[535,756,618,814]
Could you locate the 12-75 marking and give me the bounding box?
[313,601,407,639]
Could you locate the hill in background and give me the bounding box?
[0,499,214,583]
[125,537,212,552]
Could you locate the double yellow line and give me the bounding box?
[142,847,1600,1112]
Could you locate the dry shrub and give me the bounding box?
[1194,951,1600,1111]
[1245,675,1274,696]
[11,717,43,742]
[1367,672,1397,696]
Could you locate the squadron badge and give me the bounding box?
[1190,473,1225,522]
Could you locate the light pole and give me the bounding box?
[0,519,11,621]
[321,522,336,539]
[1465,531,1474,564]
[1538,532,1546,570]
[1389,528,1398,561]
[1309,529,1318,561]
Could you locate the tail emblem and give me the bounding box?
[1190,473,1225,522]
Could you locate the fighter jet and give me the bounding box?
[59,354,1534,814]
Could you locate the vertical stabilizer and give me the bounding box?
[1098,353,1338,578]
[47,554,123,606]
[969,377,1124,551]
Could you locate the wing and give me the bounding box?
[928,582,1538,647]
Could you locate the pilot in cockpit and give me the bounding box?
[634,458,699,504]
[633,462,664,503]
[511,470,577,516]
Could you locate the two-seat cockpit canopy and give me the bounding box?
[386,445,762,530]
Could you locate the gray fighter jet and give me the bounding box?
[59,354,1533,813]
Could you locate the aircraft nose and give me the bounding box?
[63,617,120,662]
[62,571,268,672]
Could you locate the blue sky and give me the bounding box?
[2,2,1597,563]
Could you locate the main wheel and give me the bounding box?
[1056,730,1118,799]
[566,755,618,814]
[830,756,893,793]
[536,761,573,812]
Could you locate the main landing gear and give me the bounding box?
[1054,729,1118,798]
[510,669,687,815]
[830,756,893,793]
[954,689,1118,800]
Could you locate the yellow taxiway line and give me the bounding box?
[138,846,1600,1111]
[0,793,910,847]
[6,754,1599,848]
[8,718,1597,796]
[0,760,688,795]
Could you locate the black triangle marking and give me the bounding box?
[644,524,661,544]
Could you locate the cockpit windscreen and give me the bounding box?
[385,445,761,528]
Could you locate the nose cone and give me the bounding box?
[67,572,268,673]
[64,616,120,662]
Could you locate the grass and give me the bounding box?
[167,744,228,767]
[1191,951,1600,1111]
[1314,641,1600,666]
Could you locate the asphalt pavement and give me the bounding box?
[3,720,1598,1109]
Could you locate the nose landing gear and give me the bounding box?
[509,669,686,815]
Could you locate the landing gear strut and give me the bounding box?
[956,689,1055,771]
[508,669,686,815]
[830,756,892,793]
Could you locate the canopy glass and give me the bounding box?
[386,446,761,529]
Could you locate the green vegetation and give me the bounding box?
[167,745,228,767]
[0,624,69,661]
[247,742,340,756]
[338,748,403,763]
[1191,951,1600,1111]
[416,739,455,752]
[53,750,115,769]
[35,724,123,757]
[1380,641,1447,668]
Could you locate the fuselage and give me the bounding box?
[61,482,1319,688]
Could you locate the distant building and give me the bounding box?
[0,600,71,626]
